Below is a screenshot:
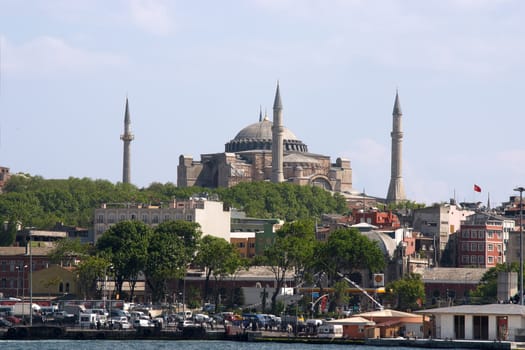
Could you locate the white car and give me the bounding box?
[193,313,210,323]
[111,316,132,329]
[133,316,154,328]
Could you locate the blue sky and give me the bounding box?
[1,0,524,206]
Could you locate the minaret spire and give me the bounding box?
[271,82,284,183]
[120,97,134,184]
[386,90,406,203]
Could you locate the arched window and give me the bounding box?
[59,282,64,293]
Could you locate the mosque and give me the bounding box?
[176,84,353,193]
[120,83,405,203]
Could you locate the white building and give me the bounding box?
[412,202,474,263]
[93,197,231,241]
[418,304,525,341]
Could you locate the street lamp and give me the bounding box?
[15,265,21,297]
[108,265,114,320]
[464,272,471,304]
[21,264,28,322]
[514,187,525,306]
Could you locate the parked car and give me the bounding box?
[193,313,210,323]
[5,315,22,325]
[177,320,196,331]
[0,317,13,328]
[54,310,76,324]
[133,316,154,328]
[111,316,132,329]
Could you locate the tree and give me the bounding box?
[387,273,425,311]
[217,182,348,221]
[332,279,350,313]
[96,221,152,301]
[144,221,200,302]
[77,256,110,299]
[48,238,90,266]
[194,235,243,303]
[0,219,18,246]
[314,228,385,283]
[153,220,201,259]
[470,263,519,303]
[261,219,316,313]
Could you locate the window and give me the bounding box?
[142,214,148,223]
[186,215,193,221]
[488,244,494,251]
[497,244,502,252]
[237,242,245,248]
[497,257,502,263]
[488,256,494,264]
[471,243,477,251]
[462,256,469,264]
[479,231,485,239]
[461,243,468,252]
[487,231,494,238]
[97,215,104,224]
[108,215,115,224]
[462,231,469,238]
[471,231,477,239]
[471,255,477,263]
[164,215,170,222]
[478,255,484,263]
[153,215,159,224]
[120,215,126,221]
[478,243,484,251]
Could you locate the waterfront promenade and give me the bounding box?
[2,325,525,349]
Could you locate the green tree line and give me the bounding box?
[0,175,347,245]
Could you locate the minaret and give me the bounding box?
[386,90,406,203]
[271,83,284,183]
[120,97,134,184]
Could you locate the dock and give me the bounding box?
[2,325,525,349]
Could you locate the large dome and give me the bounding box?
[225,116,308,153]
[234,118,298,141]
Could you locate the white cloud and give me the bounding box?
[1,35,128,77]
[347,138,389,167]
[129,0,173,36]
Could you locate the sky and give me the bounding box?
[1,0,525,207]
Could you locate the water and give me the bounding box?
[0,339,413,350]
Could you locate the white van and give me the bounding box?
[79,313,97,329]
[318,324,343,338]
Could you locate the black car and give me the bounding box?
[0,317,13,328]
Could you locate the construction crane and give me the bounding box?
[337,272,384,310]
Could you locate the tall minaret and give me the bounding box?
[120,97,134,184]
[386,90,406,203]
[271,83,284,183]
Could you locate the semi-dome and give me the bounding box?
[225,116,308,153]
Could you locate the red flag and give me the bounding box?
[474,184,481,192]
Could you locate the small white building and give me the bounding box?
[417,304,525,341]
